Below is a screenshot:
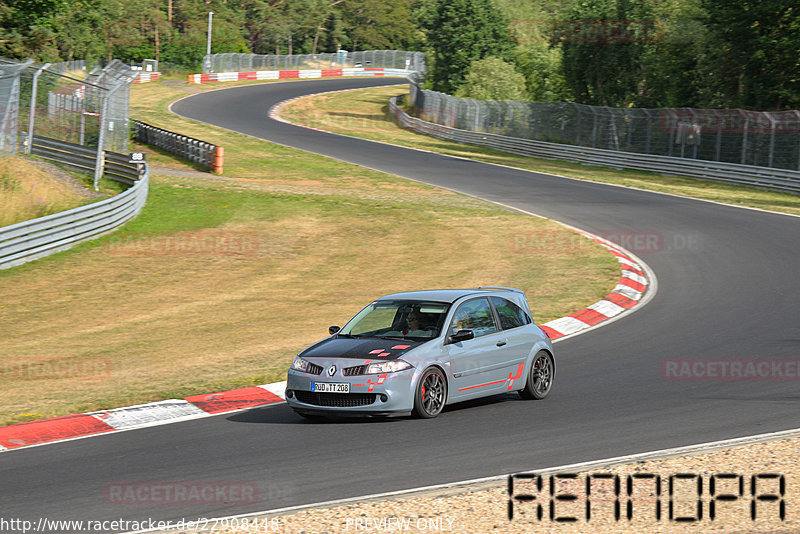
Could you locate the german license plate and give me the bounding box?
[311,382,350,393]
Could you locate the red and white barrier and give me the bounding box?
[134,72,161,84]
[188,67,410,84]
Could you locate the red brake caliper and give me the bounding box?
[421,384,426,401]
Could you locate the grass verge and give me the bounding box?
[278,85,800,217]
[0,79,619,426]
[0,156,99,227]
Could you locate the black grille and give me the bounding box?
[306,362,323,375]
[343,364,367,376]
[295,391,376,407]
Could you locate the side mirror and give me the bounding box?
[448,329,474,344]
[329,325,341,335]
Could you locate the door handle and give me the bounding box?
[496,341,507,347]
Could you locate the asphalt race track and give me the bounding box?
[2,78,800,529]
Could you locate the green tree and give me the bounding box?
[700,0,800,109]
[0,0,66,60]
[424,0,515,94]
[513,43,569,102]
[633,0,709,107]
[455,56,528,100]
[50,0,108,61]
[340,0,417,51]
[551,0,654,106]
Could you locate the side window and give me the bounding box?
[450,298,499,338]
[490,297,531,330]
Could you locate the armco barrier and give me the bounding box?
[188,67,412,84]
[132,120,222,173]
[28,135,96,176]
[26,136,141,185]
[389,97,800,194]
[0,159,148,270]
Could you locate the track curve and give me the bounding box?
[2,78,799,529]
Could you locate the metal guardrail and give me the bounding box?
[132,120,222,173]
[0,160,148,270]
[24,135,140,185]
[27,134,96,176]
[389,97,800,194]
[104,150,143,186]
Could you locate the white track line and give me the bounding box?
[127,426,800,533]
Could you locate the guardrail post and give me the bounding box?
[213,146,224,174]
[739,110,749,165]
[795,111,800,171]
[26,63,51,155]
[768,114,776,168]
[94,89,111,190]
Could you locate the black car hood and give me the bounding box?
[299,337,425,360]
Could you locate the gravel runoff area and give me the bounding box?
[159,431,799,534]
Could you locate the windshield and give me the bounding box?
[339,300,450,340]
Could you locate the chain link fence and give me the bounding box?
[409,84,800,171]
[1,57,138,183]
[84,60,139,154]
[0,59,34,154]
[203,50,426,76]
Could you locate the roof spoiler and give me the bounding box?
[470,286,524,294]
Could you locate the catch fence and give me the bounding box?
[204,50,426,77]
[1,57,139,185]
[409,85,800,172]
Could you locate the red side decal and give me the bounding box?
[0,414,115,449]
[391,345,411,349]
[367,374,388,392]
[458,379,507,392]
[506,362,525,390]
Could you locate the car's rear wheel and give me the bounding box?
[519,351,554,400]
[413,367,447,418]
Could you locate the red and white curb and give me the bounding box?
[0,384,287,451]
[188,67,411,84]
[540,233,651,340]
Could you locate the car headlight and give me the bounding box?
[366,359,413,374]
[291,357,311,373]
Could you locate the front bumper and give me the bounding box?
[286,367,416,416]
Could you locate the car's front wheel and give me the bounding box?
[519,351,554,400]
[413,367,447,418]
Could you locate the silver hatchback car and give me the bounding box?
[286,287,555,418]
